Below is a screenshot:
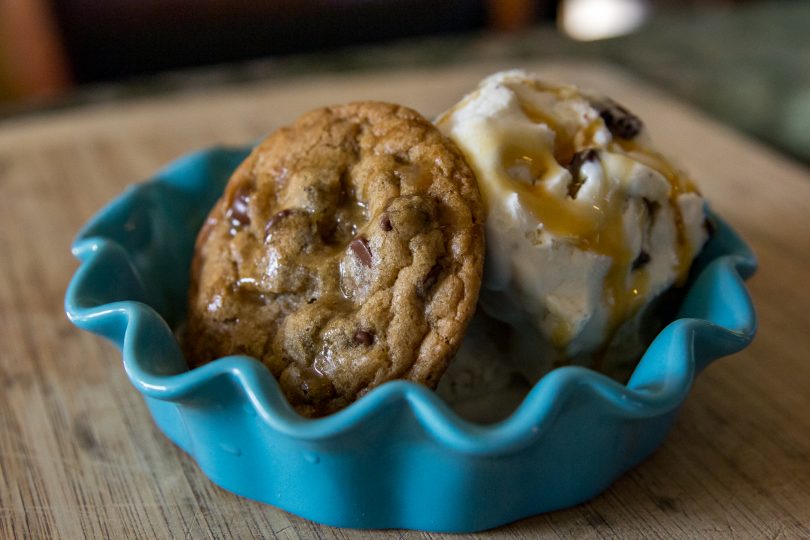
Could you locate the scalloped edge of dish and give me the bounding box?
[65,146,757,530]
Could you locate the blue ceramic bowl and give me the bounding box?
[65,147,757,532]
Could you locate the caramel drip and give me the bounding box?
[517,101,577,165]
[439,76,701,349]
[490,104,699,347]
[498,142,600,239]
[612,138,700,286]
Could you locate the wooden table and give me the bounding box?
[1,62,808,539]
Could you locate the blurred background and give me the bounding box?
[0,0,807,163]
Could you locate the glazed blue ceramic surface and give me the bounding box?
[65,147,757,532]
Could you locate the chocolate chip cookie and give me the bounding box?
[184,102,484,417]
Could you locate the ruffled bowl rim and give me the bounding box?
[65,146,757,456]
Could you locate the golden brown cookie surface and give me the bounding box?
[185,102,484,417]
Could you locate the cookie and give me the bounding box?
[184,102,484,417]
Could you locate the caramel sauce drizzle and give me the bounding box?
[489,94,700,348]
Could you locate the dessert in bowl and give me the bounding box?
[65,72,756,532]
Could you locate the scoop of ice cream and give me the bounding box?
[437,70,709,378]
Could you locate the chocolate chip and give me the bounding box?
[643,198,660,220]
[567,148,599,199]
[353,330,374,346]
[418,263,442,298]
[350,236,372,267]
[264,208,295,239]
[598,101,643,140]
[571,148,599,167]
[228,183,252,227]
[632,250,651,270]
[380,213,393,232]
[266,209,294,231]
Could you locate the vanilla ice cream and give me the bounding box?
[437,70,709,380]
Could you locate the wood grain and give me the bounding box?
[1,61,809,539]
